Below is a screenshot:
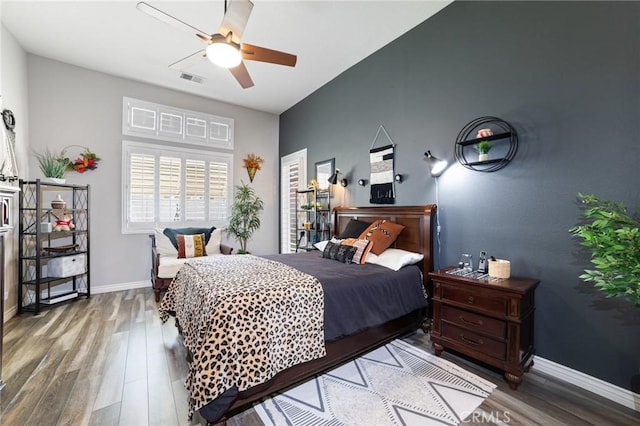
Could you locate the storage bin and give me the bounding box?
[48,254,86,278]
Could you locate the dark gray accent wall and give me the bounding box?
[280,2,640,391]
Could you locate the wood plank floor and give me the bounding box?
[1,287,638,426]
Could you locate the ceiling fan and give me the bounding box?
[136,0,297,89]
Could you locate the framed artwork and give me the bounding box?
[315,158,335,191]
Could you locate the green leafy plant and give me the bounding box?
[33,148,68,179]
[226,182,264,254]
[473,140,492,154]
[569,193,640,307]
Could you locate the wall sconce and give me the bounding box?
[328,169,348,187]
[394,174,403,183]
[357,179,367,186]
[424,150,448,177]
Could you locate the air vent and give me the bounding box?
[179,73,204,84]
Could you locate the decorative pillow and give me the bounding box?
[176,234,208,259]
[339,219,372,239]
[322,241,342,260]
[341,238,373,264]
[366,248,424,271]
[358,219,405,255]
[155,227,178,257]
[336,244,357,263]
[164,226,216,250]
[322,241,357,264]
[314,239,330,252]
[315,237,343,252]
[205,228,223,255]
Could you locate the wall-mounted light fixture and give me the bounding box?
[328,169,348,187]
[358,179,367,186]
[394,174,403,183]
[424,151,448,177]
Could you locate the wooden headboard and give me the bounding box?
[333,205,437,289]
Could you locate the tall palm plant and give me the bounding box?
[226,182,264,254]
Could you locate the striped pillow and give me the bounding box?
[177,234,207,259]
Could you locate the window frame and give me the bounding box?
[122,140,233,234]
[122,97,234,149]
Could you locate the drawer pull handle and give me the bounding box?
[460,334,483,346]
[459,316,483,327]
[467,296,474,304]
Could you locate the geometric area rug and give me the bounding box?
[255,339,497,425]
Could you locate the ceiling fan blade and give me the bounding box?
[137,2,211,42]
[218,0,254,43]
[241,43,297,67]
[229,62,255,89]
[168,50,207,70]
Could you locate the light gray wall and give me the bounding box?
[27,55,280,291]
[281,2,640,391]
[1,24,29,319]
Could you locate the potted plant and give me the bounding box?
[569,193,640,307]
[33,148,68,183]
[226,182,264,254]
[474,140,492,162]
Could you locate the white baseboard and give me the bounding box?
[91,280,149,294]
[534,355,639,412]
[3,305,17,323]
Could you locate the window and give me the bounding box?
[122,141,233,234]
[280,149,307,253]
[122,97,234,149]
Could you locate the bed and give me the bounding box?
[160,204,436,425]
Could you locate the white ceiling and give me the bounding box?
[2,1,450,114]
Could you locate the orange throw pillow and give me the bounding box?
[358,219,405,255]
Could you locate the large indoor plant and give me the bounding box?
[226,182,264,254]
[569,193,640,307]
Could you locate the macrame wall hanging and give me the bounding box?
[369,125,396,204]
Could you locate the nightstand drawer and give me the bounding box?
[441,285,508,315]
[441,323,507,361]
[441,305,506,338]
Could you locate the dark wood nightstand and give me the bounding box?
[428,267,539,390]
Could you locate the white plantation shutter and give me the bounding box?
[280,149,307,253]
[185,159,206,221]
[128,153,155,223]
[209,161,229,222]
[158,156,182,222]
[123,140,233,233]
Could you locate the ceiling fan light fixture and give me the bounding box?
[206,35,242,68]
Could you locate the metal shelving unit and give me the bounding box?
[295,188,331,251]
[18,179,90,314]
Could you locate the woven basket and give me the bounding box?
[488,259,511,279]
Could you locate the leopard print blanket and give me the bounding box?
[159,255,326,417]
